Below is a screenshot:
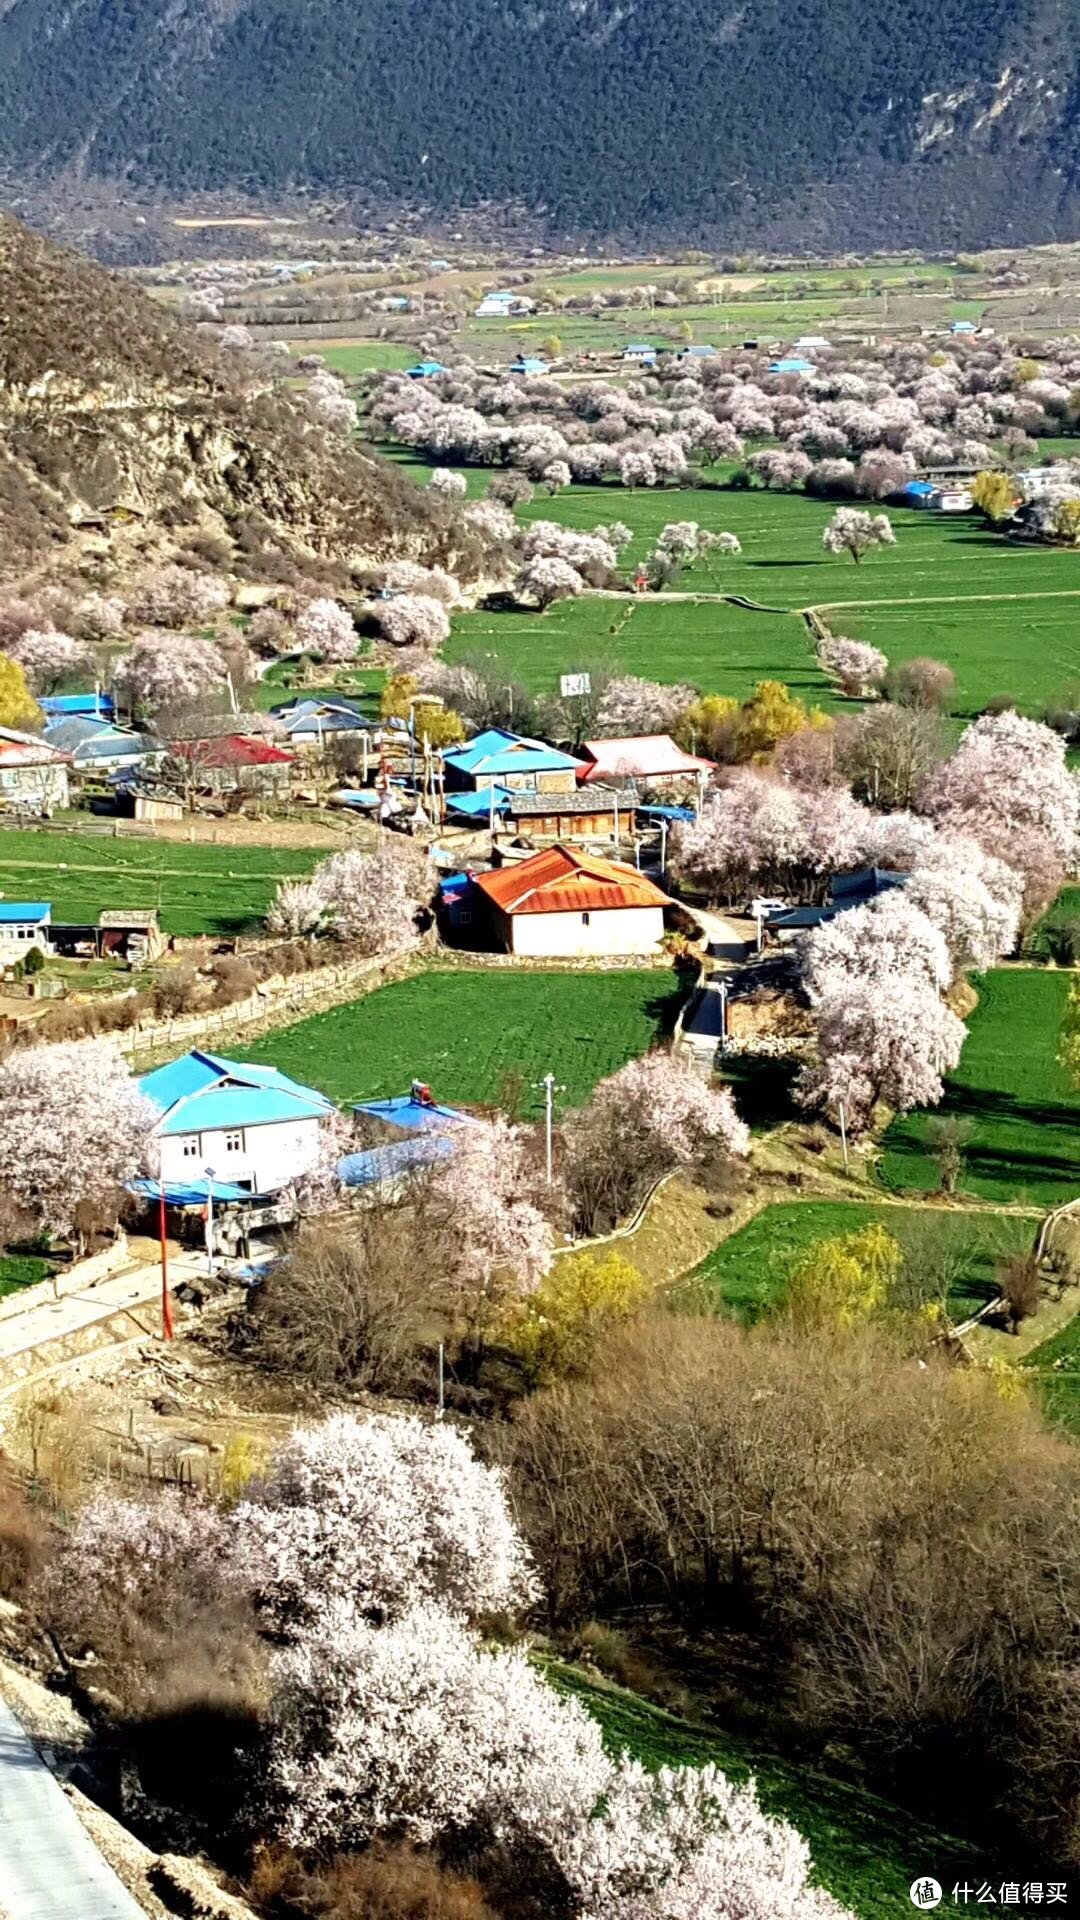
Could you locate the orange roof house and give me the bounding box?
[578,733,714,789]
[473,845,673,957]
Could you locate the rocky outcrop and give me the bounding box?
[0,215,480,587]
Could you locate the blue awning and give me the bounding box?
[129,1176,256,1205]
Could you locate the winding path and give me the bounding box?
[0,1699,146,1919]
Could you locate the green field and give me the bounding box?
[462,293,984,357]
[445,483,1080,716]
[685,1200,1034,1322]
[1023,1312,1080,1436]
[0,828,320,938]
[448,595,837,709]
[291,340,417,375]
[553,1666,977,1920]
[0,1253,54,1298]
[880,970,1080,1206]
[242,967,684,1114]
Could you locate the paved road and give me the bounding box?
[0,1252,205,1370]
[0,1700,146,1919]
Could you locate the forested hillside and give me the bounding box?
[0,0,1079,248]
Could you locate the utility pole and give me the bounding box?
[537,1072,565,1186]
[203,1166,217,1278]
[837,1100,849,1175]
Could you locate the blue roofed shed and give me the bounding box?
[509,356,549,375]
[768,357,816,375]
[406,360,448,379]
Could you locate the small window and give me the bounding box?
[458,910,472,927]
[181,1136,199,1160]
[581,911,591,927]
[224,1130,244,1154]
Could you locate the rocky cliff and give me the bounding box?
[0,217,472,587]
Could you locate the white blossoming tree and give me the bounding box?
[295,597,360,663]
[821,507,896,564]
[0,1038,155,1247]
[266,847,429,952]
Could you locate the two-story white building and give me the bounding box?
[138,1049,333,1197]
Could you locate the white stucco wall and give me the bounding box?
[157,1116,324,1195]
[506,905,665,958]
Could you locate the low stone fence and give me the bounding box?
[119,943,424,1068]
[0,1234,131,1326]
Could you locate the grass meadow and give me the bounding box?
[880,970,1080,1207]
[0,829,320,937]
[443,482,1080,718]
[684,1200,1034,1323]
[242,967,685,1113]
[552,1666,978,1920]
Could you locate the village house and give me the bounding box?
[500,785,634,844]
[138,1049,334,1197]
[442,727,585,795]
[472,844,673,958]
[0,902,51,963]
[577,733,714,794]
[44,715,164,774]
[170,733,295,796]
[271,698,376,754]
[0,729,70,812]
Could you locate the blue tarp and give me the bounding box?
[338,1134,458,1189]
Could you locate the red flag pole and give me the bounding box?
[159,1179,174,1342]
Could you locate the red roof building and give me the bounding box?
[473,845,672,957]
[578,733,714,789]
[173,735,294,768]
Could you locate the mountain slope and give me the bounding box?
[0,215,473,585]
[0,0,1079,247]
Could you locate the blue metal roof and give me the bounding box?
[769,357,815,374]
[636,803,695,822]
[904,480,937,498]
[0,902,49,923]
[829,867,907,906]
[443,729,582,778]
[338,1133,458,1189]
[407,361,448,377]
[511,357,549,374]
[353,1092,473,1133]
[139,1049,333,1134]
[39,693,114,717]
[445,786,512,819]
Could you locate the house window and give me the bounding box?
[581,911,591,927]
[224,1130,244,1154]
[181,1136,199,1160]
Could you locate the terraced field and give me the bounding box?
[685,1200,1034,1323]
[446,485,1080,716]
